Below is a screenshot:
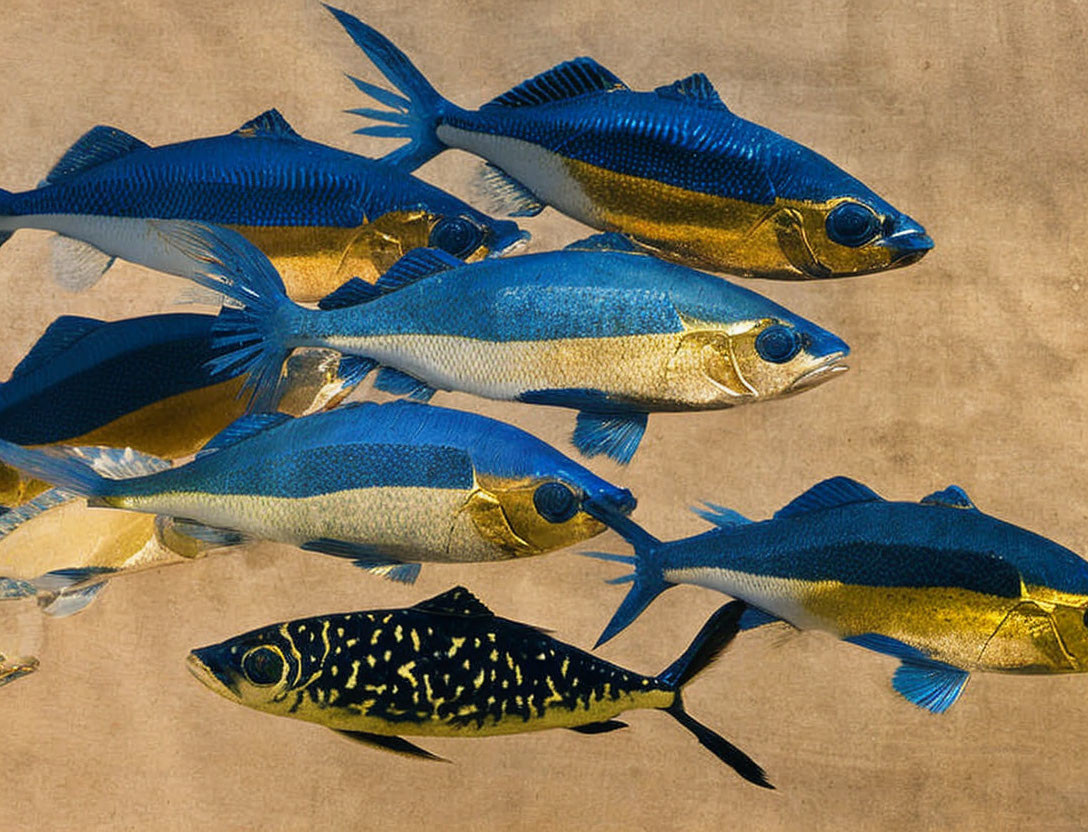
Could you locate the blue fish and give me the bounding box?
[327,6,931,279]
[0,313,357,506]
[0,401,636,582]
[164,223,849,464]
[588,477,1088,713]
[0,109,526,298]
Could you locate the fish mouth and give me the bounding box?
[186,650,241,701]
[486,229,531,258]
[582,489,638,529]
[879,231,934,267]
[788,351,850,392]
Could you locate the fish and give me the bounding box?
[0,313,359,507]
[0,448,220,619]
[167,222,849,464]
[187,585,770,786]
[0,401,636,582]
[0,109,527,298]
[0,652,38,688]
[327,6,932,280]
[588,477,1088,713]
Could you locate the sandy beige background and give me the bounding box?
[1,0,1087,829]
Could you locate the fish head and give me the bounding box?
[978,600,1088,672]
[672,315,849,406]
[1044,603,1088,672]
[426,212,529,262]
[459,454,635,559]
[187,626,303,714]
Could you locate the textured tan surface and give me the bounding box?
[1,1,1087,829]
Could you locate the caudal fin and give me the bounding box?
[326,5,451,170]
[581,512,674,647]
[660,601,773,789]
[148,221,299,411]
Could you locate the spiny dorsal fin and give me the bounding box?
[774,476,883,519]
[43,126,149,186]
[232,109,302,140]
[317,248,462,310]
[9,315,105,378]
[920,485,978,510]
[563,232,645,254]
[654,73,729,110]
[482,57,628,109]
[196,412,292,457]
[412,586,494,618]
[692,502,750,529]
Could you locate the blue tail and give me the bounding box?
[148,221,299,411]
[326,5,452,170]
[582,512,674,647]
[0,441,117,499]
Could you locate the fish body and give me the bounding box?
[187,586,770,786]
[591,477,1088,712]
[329,6,931,279]
[0,109,526,298]
[0,401,636,580]
[173,223,849,463]
[0,313,357,506]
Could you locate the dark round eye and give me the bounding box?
[429,216,484,258]
[755,325,803,363]
[241,646,284,686]
[826,202,880,247]
[533,481,579,523]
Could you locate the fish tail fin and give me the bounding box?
[659,600,773,789]
[0,441,118,500]
[149,221,302,411]
[582,513,672,647]
[326,5,452,170]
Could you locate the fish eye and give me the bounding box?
[533,481,579,523]
[755,325,803,363]
[826,201,880,247]
[429,216,484,259]
[241,646,284,686]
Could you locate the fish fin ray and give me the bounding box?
[482,57,628,109]
[774,476,883,519]
[9,315,105,378]
[59,446,171,479]
[920,485,978,510]
[336,355,379,387]
[332,729,447,761]
[658,600,745,688]
[196,412,293,458]
[301,538,420,584]
[49,235,115,291]
[376,247,463,290]
[654,73,729,110]
[412,586,494,618]
[892,660,970,714]
[38,581,108,617]
[168,520,250,547]
[568,720,628,734]
[42,125,149,185]
[571,411,648,464]
[373,367,436,401]
[666,696,772,788]
[563,232,644,253]
[318,277,382,309]
[232,109,302,140]
[692,501,751,529]
[474,163,546,217]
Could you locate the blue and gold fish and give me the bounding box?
[0,109,526,298]
[590,477,1088,713]
[0,402,635,581]
[168,223,849,463]
[0,313,357,506]
[328,6,931,279]
[187,586,770,787]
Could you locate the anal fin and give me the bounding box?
[571,411,648,464]
[373,367,436,402]
[332,729,447,761]
[50,235,115,291]
[569,720,628,734]
[892,660,970,714]
[38,581,108,617]
[301,538,421,584]
[475,163,545,217]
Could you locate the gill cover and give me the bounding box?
[980,601,1079,672]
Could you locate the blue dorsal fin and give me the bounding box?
[564,232,645,254]
[10,315,106,378]
[232,108,302,140]
[774,476,883,519]
[43,126,149,185]
[921,485,978,510]
[196,412,292,457]
[654,72,729,110]
[318,278,382,310]
[373,367,436,401]
[413,586,494,618]
[571,410,648,465]
[693,502,750,529]
[482,57,628,109]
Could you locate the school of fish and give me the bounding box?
[0,0,1081,799]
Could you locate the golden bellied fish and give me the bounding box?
[328,6,931,279]
[188,586,770,787]
[0,109,526,298]
[0,312,357,507]
[0,402,636,582]
[590,477,1088,713]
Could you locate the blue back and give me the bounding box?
[11,117,497,229]
[668,499,1088,597]
[324,250,823,341]
[0,314,232,444]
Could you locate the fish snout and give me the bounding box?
[584,488,637,526]
[186,647,241,700]
[486,222,531,257]
[878,216,934,266]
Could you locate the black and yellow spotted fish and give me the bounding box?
[188,587,770,787]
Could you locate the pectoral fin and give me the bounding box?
[332,729,447,761]
[50,235,115,291]
[571,411,648,464]
[845,633,970,713]
[568,720,628,734]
